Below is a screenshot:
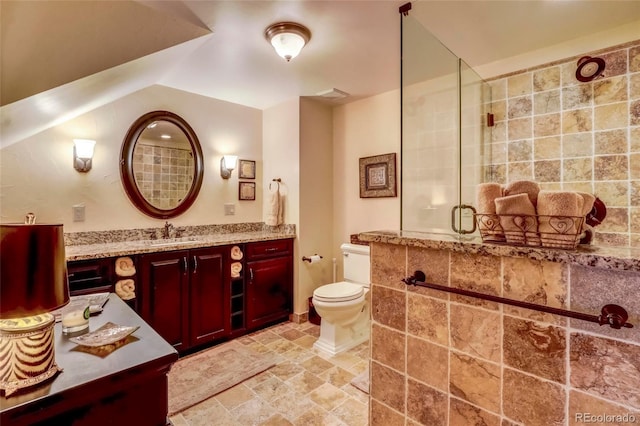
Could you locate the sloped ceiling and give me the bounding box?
[1,1,640,149]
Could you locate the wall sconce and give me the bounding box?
[220,155,238,179]
[0,223,70,396]
[73,139,96,172]
[264,22,311,62]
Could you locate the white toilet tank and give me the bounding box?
[341,243,370,286]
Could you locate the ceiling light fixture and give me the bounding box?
[265,22,311,62]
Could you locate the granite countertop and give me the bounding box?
[65,223,296,261]
[358,230,640,272]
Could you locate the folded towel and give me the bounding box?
[495,193,540,246]
[231,245,244,260]
[231,262,243,278]
[475,183,505,242]
[115,257,136,277]
[115,279,136,300]
[577,192,596,233]
[504,180,541,207]
[537,191,583,248]
[265,186,283,226]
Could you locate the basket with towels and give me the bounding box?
[475,180,595,250]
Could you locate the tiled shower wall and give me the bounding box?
[368,242,640,426]
[486,41,640,247]
[132,143,194,209]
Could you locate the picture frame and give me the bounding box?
[238,181,256,200]
[359,153,397,198]
[238,159,256,179]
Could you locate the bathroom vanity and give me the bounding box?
[64,224,296,354]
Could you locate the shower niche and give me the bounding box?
[400,3,492,236]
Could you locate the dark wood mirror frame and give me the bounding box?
[120,111,204,219]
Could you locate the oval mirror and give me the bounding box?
[120,111,204,219]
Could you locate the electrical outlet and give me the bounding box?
[224,203,235,215]
[72,204,85,222]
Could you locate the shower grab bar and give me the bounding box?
[402,270,633,330]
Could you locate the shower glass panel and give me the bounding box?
[401,6,491,235]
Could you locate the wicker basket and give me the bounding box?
[475,213,584,250]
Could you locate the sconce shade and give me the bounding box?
[220,155,238,179]
[73,139,96,172]
[265,22,311,62]
[0,224,70,319]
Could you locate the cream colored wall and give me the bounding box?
[332,90,401,278]
[298,98,334,313]
[262,98,302,311]
[0,85,263,231]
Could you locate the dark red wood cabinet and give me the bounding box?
[138,246,229,353]
[246,239,294,330]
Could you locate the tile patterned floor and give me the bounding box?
[169,321,370,426]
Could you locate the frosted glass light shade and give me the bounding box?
[73,139,96,172]
[265,22,311,62]
[220,155,238,179]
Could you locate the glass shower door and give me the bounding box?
[401,6,491,236]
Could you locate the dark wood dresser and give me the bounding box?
[0,294,178,425]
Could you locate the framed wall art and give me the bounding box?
[238,159,256,179]
[359,153,397,198]
[239,181,256,200]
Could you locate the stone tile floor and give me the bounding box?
[170,321,370,426]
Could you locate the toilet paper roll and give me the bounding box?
[308,255,322,264]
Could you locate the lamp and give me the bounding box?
[73,139,96,172]
[0,223,70,396]
[264,22,311,62]
[220,155,238,179]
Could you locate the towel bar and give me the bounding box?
[402,270,633,329]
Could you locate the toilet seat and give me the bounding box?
[313,282,363,303]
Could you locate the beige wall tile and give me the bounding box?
[508,140,532,162]
[407,293,448,345]
[371,324,405,372]
[594,181,629,207]
[534,137,561,160]
[631,153,640,179]
[370,361,405,413]
[492,99,507,121]
[533,90,560,115]
[533,67,561,92]
[503,368,565,426]
[508,96,533,119]
[371,284,406,331]
[563,158,593,182]
[632,100,640,126]
[569,390,640,426]
[597,207,629,233]
[533,113,560,137]
[563,84,593,110]
[407,379,448,426]
[450,397,501,426]
[370,399,404,426]
[594,76,628,104]
[602,49,628,78]
[594,102,629,130]
[503,257,567,308]
[407,246,449,300]
[503,316,566,383]
[508,73,532,97]
[630,73,640,100]
[508,117,533,139]
[632,181,640,206]
[450,304,501,363]
[570,333,640,409]
[631,46,640,72]
[534,159,561,182]
[595,129,628,155]
[508,161,534,181]
[563,132,593,157]
[563,109,592,133]
[449,352,501,413]
[594,155,628,180]
[407,336,448,391]
[371,243,406,290]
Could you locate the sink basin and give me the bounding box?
[145,237,202,247]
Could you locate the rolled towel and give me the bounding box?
[115,279,136,300]
[577,192,596,233]
[231,245,244,260]
[495,193,540,246]
[476,183,505,242]
[537,191,583,249]
[503,180,541,207]
[115,256,136,277]
[231,261,243,278]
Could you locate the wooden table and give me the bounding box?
[1,294,178,425]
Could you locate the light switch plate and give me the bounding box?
[73,204,85,222]
[224,203,235,215]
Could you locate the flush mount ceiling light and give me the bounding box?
[265,22,311,62]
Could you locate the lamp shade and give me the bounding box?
[265,22,311,62]
[0,224,70,319]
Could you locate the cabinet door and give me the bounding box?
[246,256,292,330]
[139,251,189,352]
[189,247,229,346]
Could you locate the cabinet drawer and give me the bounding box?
[246,239,292,260]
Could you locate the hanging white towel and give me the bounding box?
[265,185,283,226]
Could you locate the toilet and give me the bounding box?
[312,243,370,356]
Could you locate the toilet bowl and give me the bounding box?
[312,243,370,356]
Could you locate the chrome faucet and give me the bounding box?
[162,221,174,239]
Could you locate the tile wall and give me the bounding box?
[132,143,194,209]
[368,242,640,426]
[486,41,640,247]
